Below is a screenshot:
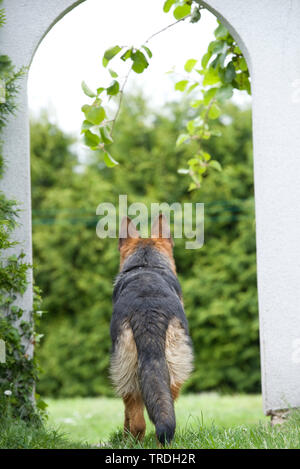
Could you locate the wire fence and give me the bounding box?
[31,198,254,226]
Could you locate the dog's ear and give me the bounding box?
[151,214,173,246]
[119,216,139,250]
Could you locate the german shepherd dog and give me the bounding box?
[110,215,193,445]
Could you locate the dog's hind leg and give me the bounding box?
[123,402,130,436]
[123,393,146,441]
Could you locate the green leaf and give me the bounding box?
[84,130,100,148]
[214,23,228,39]
[187,82,198,94]
[107,80,120,96]
[36,398,48,411]
[190,6,201,23]
[186,120,195,134]
[176,133,189,146]
[81,104,91,115]
[203,67,220,86]
[131,50,149,74]
[191,99,203,108]
[203,87,217,105]
[173,4,191,20]
[163,0,176,13]
[121,49,132,61]
[175,80,189,91]
[208,103,221,120]
[102,45,122,67]
[96,87,105,95]
[200,130,212,140]
[201,51,212,69]
[224,62,236,83]
[103,152,119,167]
[197,165,207,174]
[0,55,11,66]
[100,127,113,145]
[81,120,93,133]
[216,84,233,101]
[208,40,219,53]
[193,116,204,127]
[86,105,106,125]
[188,182,198,191]
[211,51,227,70]
[184,58,197,72]
[142,45,152,58]
[234,45,242,55]
[239,57,248,72]
[211,40,227,55]
[108,69,118,78]
[209,159,222,171]
[81,81,96,98]
[203,152,211,161]
[188,157,200,166]
[234,72,251,94]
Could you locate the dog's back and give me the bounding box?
[110,215,193,444]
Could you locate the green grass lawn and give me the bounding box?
[46,393,265,444]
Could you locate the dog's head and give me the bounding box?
[118,214,175,272]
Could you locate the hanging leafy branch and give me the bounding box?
[80,1,195,167]
[81,0,251,190]
[174,20,250,190]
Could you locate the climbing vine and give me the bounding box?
[0,0,45,422]
[81,0,251,190]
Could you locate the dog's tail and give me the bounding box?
[135,335,175,445]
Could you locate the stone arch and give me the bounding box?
[1,0,300,417]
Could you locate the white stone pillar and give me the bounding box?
[203,0,300,414]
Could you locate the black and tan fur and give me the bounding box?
[110,215,193,445]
